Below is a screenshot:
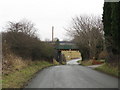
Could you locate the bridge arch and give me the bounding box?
[54,41,81,63]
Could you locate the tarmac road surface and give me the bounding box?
[25,59,118,88]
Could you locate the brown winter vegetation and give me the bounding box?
[66,15,104,60]
[81,59,105,66]
[3,51,32,75]
[2,20,55,88]
[95,63,119,78]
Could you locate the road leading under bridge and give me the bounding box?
[25,59,118,88]
[54,41,81,62]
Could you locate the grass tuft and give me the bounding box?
[81,60,105,66]
[77,60,82,64]
[2,61,53,88]
[81,60,93,66]
[53,59,59,65]
[95,63,119,77]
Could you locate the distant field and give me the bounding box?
[61,51,81,60]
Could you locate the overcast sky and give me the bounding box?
[0,0,104,41]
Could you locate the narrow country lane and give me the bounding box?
[67,58,81,65]
[25,59,118,88]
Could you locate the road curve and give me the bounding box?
[25,64,118,88]
[67,58,81,65]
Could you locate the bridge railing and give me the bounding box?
[55,44,79,50]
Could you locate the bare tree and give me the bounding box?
[3,19,55,61]
[6,19,37,37]
[66,15,104,59]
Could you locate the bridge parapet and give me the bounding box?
[55,41,79,50]
[56,44,79,50]
[54,41,80,63]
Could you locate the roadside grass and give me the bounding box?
[53,59,59,65]
[95,63,119,77]
[53,59,66,65]
[77,60,81,64]
[81,60,93,66]
[61,61,66,65]
[2,61,53,88]
[81,60,105,66]
[0,79,1,84]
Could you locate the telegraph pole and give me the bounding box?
[52,26,54,42]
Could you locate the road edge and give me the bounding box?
[23,65,57,88]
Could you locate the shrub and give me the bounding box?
[98,51,108,59]
[2,31,55,62]
[2,52,32,75]
[92,60,104,65]
[81,59,104,66]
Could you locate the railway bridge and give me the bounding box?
[54,41,81,63]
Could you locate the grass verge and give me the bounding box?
[2,61,54,88]
[95,63,119,78]
[81,60,105,66]
[77,60,81,64]
[81,60,93,66]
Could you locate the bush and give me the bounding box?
[81,59,104,66]
[2,51,32,75]
[2,31,54,62]
[81,60,93,66]
[92,60,104,65]
[98,51,108,59]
